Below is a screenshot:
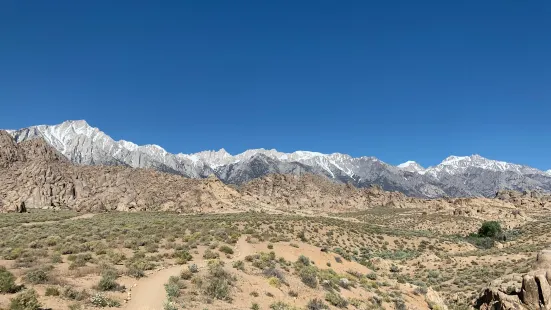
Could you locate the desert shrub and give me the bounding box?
[63,287,89,301]
[126,255,155,275]
[478,221,502,238]
[307,298,329,310]
[267,244,274,249]
[164,281,180,298]
[270,301,299,310]
[9,289,41,310]
[145,243,158,253]
[108,251,126,265]
[51,253,63,263]
[339,278,351,289]
[68,303,82,310]
[263,267,286,282]
[299,266,318,288]
[394,299,407,310]
[24,267,49,284]
[367,272,377,280]
[180,269,193,280]
[232,260,244,271]
[268,277,281,288]
[201,263,234,301]
[188,263,199,273]
[0,266,19,293]
[163,300,178,310]
[203,249,220,260]
[251,303,260,310]
[325,292,348,308]
[126,266,145,278]
[45,286,60,296]
[90,293,120,307]
[466,235,495,249]
[173,250,192,264]
[288,290,298,297]
[297,255,310,266]
[219,245,234,255]
[414,286,428,295]
[67,253,93,269]
[96,270,123,292]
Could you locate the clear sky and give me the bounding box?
[1,1,550,169]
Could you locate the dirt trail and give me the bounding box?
[124,236,252,310]
[21,213,96,226]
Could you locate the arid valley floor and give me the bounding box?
[1,198,551,309]
[2,131,551,309]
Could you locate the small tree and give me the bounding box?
[478,221,502,238]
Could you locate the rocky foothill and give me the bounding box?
[475,249,551,309]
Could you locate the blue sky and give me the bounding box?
[1,1,550,169]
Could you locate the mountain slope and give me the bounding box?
[6,120,551,198]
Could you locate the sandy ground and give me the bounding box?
[123,236,252,310]
[21,213,96,227]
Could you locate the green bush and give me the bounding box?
[232,260,244,271]
[299,266,318,288]
[163,300,178,310]
[173,250,192,264]
[96,271,123,292]
[478,221,502,238]
[126,266,145,278]
[307,298,329,310]
[201,263,234,301]
[325,292,348,308]
[164,281,180,298]
[297,255,310,266]
[63,287,89,301]
[45,286,60,296]
[90,293,120,307]
[23,268,49,284]
[219,245,234,255]
[180,269,193,280]
[270,301,299,310]
[203,249,220,260]
[9,289,41,310]
[0,266,18,293]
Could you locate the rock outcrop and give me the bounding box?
[0,131,243,213]
[475,249,551,309]
[238,174,412,212]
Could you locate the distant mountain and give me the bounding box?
[397,161,425,173]
[6,120,551,198]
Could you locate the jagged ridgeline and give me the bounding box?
[5,120,551,198]
[2,128,551,215]
[0,130,415,212]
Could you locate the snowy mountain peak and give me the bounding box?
[397,161,425,173]
[5,120,551,198]
[183,148,235,168]
[425,154,542,177]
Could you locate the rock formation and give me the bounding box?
[475,249,551,309]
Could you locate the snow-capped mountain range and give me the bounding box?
[5,120,551,198]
